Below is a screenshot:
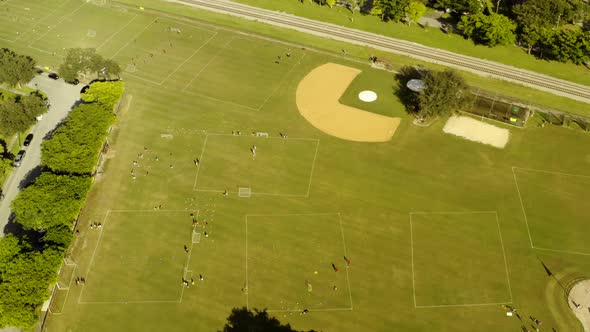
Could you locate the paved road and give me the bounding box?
[166,0,590,104]
[0,75,81,235]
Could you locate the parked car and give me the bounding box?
[66,78,80,85]
[23,134,34,147]
[13,150,26,167]
[48,73,59,80]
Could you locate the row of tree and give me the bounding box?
[0,80,124,328]
[299,0,590,64]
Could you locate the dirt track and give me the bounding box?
[296,63,400,142]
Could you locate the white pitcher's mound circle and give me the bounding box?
[358,90,377,102]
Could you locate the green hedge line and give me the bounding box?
[0,80,124,328]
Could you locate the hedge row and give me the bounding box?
[0,81,124,328]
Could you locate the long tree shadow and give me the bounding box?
[219,307,318,332]
[17,165,44,190]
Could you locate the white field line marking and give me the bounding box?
[123,72,164,86]
[409,214,417,308]
[182,37,235,91]
[415,301,512,309]
[245,215,249,310]
[266,307,353,313]
[96,14,139,50]
[511,167,535,248]
[58,262,78,314]
[78,300,181,304]
[193,135,318,196]
[494,212,514,303]
[180,210,200,303]
[246,212,339,218]
[256,52,307,111]
[110,17,158,59]
[161,31,218,85]
[27,45,55,55]
[182,90,258,111]
[11,0,71,43]
[192,134,209,191]
[512,166,590,178]
[305,139,320,197]
[533,246,590,256]
[409,211,497,215]
[27,2,86,47]
[78,210,111,303]
[338,213,354,310]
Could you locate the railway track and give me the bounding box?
[169,0,590,104]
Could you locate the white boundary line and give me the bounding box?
[27,2,87,48]
[96,14,139,50]
[193,133,319,196]
[409,211,513,308]
[182,36,234,91]
[511,167,534,248]
[256,52,307,111]
[78,209,198,304]
[9,0,71,43]
[532,247,590,256]
[494,212,514,303]
[50,262,79,315]
[182,89,258,111]
[193,133,320,197]
[161,31,218,85]
[179,210,200,303]
[245,212,353,312]
[110,17,158,59]
[512,166,590,256]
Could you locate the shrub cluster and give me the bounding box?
[0,80,124,328]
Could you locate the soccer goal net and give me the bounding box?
[238,187,251,198]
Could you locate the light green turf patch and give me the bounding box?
[111,17,217,85]
[246,213,351,311]
[184,36,304,109]
[80,210,193,303]
[513,168,590,254]
[411,212,511,307]
[0,0,70,42]
[339,67,407,118]
[195,134,318,196]
[30,2,136,55]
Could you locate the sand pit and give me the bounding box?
[569,279,590,332]
[296,63,400,142]
[443,116,510,149]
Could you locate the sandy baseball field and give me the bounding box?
[296,63,401,142]
[443,115,510,149]
[568,279,590,332]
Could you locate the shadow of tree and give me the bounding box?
[17,165,44,190]
[394,66,424,114]
[219,307,318,332]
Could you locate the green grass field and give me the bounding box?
[3,1,590,331]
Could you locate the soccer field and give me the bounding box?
[5,1,590,331]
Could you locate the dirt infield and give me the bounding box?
[569,279,590,332]
[443,115,510,149]
[296,63,400,142]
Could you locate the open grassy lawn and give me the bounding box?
[4,1,590,332]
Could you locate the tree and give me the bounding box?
[0,49,36,88]
[58,48,120,82]
[0,92,47,137]
[458,12,516,46]
[0,246,63,328]
[519,25,553,54]
[546,28,590,64]
[42,102,115,174]
[432,0,484,14]
[417,69,472,119]
[512,0,584,30]
[220,307,317,332]
[11,173,92,230]
[372,0,411,22]
[81,81,125,108]
[326,0,336,7]
[405,1,427,26]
